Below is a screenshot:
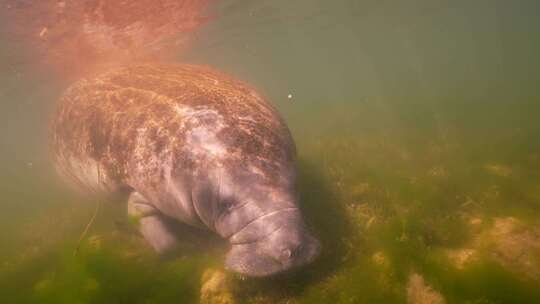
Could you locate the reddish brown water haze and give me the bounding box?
[2,0,214,82]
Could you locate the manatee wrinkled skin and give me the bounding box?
[51,64,320,277]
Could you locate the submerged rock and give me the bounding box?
[200,269,236,304]
[483,217,540,280]
[406,273,446,304]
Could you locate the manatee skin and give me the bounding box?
[51,64,320,277]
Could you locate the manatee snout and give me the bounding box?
[225,210,321,277]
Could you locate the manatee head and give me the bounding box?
[224,209,321,277]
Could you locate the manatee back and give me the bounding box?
[51,64,296,196]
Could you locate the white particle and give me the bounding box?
[287,94,293,99]
[39,27,48,39]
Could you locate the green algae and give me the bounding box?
[2,98,540,303]
[3,101,540,303]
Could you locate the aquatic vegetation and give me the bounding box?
[407,273,445,304]
[2,100,540,303]
[200,269,235,304]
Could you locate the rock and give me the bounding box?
[407,273,446,304]
[200,269,236,304]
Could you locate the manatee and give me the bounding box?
[51,64,320,277]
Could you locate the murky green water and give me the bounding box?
[2,1,540,303]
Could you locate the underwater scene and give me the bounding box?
[1,1,540,303]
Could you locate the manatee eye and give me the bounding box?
[221,198,235,213]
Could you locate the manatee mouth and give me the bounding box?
[225,242,283,277]
[225,227,321,277]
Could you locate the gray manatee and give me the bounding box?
[51,64,320,277]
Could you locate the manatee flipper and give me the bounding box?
[127,192,180,256]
